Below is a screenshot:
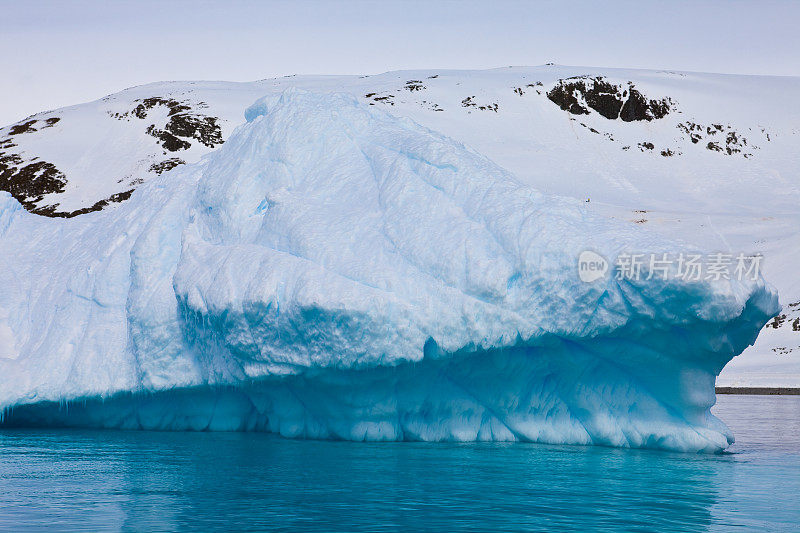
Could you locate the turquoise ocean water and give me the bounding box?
[1,395,798,531]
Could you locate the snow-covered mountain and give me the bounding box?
[2,65,796,386]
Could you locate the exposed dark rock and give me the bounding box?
[679,121,753,157]
[582,77,624,119]
[619,87,670,121]
[0,151,68,213]
[579,123,600,134]
[3,117,61,145]
[113,97,223,150]
[0,117,73,216]
[8,120,39,136]
[546,81,589,115]
[164,114,220,148]
[725,131,742,154]
[1,97,221,218]
[768,314,787,328]
[33,189,135,218]
[420,100,444,112]
[0,146,138,218]
[547,76,674,121]
[678,122,703,144]
[588,92,625,120]
[145,126,191,152]
[638,142,655,151]
[524,82,544,95]
[462,97,498,112]
[148,158,185,175]
[0,96,222,217]
[404,80,425,92]
[365,93,395,106]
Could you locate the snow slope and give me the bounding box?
[0,90,777,451]
[1,66,797,385]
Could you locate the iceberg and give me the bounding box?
[0,90,778,451]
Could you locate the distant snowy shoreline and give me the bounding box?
[716,387,800,395]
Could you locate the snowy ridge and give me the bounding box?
[0,91,777,451]
[3,66,796,217]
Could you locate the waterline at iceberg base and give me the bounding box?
[0,327,766,452]
[0,90,778,452]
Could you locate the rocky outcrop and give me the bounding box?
[547,76,674,121]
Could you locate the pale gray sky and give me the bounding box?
[1,0,799,126]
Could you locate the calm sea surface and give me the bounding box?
[1,395,798,532]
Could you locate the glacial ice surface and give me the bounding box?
[0,90,778,451]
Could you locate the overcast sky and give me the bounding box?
[1,0,799,126]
